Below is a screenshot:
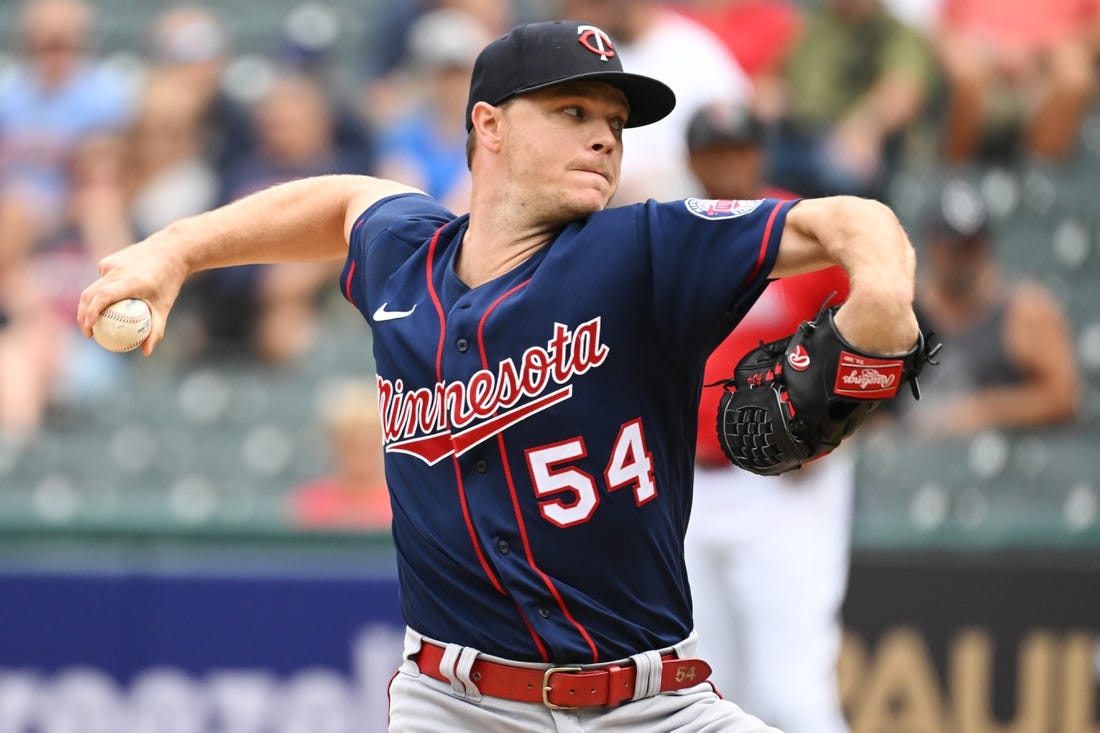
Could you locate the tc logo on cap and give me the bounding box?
[577,25,615,61]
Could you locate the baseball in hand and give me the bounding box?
[92,298,152,353]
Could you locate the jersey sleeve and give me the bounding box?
[639,197,798,360]
[340,193,452,319]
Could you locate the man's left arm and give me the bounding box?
[714,196,936,476]
[772,196,919,354]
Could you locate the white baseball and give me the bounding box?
[92,299,152,353]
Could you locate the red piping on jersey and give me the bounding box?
[518,601,550,661]
[497,431,600,662]
[342,261,357,307]
[426,224,505,596]
[743,201,783,290]
[426,226,448,377]
[343,216,366,307]
[478,282,601,663]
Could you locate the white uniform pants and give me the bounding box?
[685,454,855,733]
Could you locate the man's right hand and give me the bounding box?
[77,235,190,356]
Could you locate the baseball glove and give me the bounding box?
[716,305,940,476]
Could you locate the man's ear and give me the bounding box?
[470,101,504,154]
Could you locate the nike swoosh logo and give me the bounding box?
[373,303,417,321]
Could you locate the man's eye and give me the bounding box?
[564,106,583,118]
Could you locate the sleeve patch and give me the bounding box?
[684,198,764,220]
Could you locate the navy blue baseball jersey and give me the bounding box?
[341,193,795,664]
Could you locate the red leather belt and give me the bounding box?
[413,640,712,709]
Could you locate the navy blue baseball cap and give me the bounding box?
[465,20,676,132]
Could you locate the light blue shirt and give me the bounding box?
[0,61,134,211]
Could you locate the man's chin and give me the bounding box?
[569,190,614,215]
[563,202,607,222]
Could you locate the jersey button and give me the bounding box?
[496,540,510,554]
[538,607,552,619]
[456,338,469,352]
[475,459,488,473]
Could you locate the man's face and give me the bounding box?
[496,80,629,222]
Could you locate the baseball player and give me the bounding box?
[684,102,855,733]
[78,20,922,732]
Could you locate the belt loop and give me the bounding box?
[401,627,425,676]
[673,630,699,659]
[628,650,663,701]
[454,646,483,702]
[439,643,467,697]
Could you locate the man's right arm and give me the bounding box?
[77,174,422,355]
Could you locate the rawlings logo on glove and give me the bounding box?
[716,305,940,476]
[834,353,903,396]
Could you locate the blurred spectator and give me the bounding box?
[677,0,804,81]
[903,181,1080,435]
[276,1,344,82]
[0,133,131,441]
[361,0,515,127]
[363,0,513,78]
[150,5,374,187]
[186,74,349,364]
[374,9,491,214]
[222,73,361,206]
[760,0,935,200]
[684,101,854,733]
[0,195,53,443]
[559,0,753,202]
[0,0,134,235]
[275,2,376,176]
[146,4,252,180]
[125,70,219,239]
[933,0,1100,163]
[289,379,390,530]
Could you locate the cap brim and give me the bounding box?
[508,71,676,128]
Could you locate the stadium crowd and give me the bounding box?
[0,0,1091,444]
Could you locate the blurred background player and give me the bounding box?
[289,378,390,530]
[683,101,854,733]
[899,180,1080,435]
